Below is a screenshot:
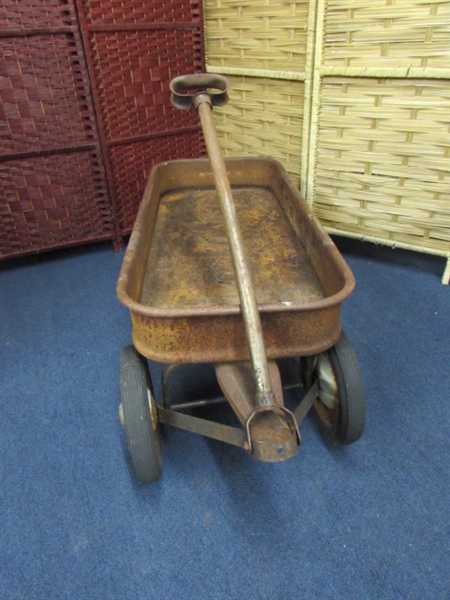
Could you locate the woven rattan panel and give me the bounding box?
[204,0,313,194]
[323,0,450,71]
[76,0,205,238]
[0,0,115,259]
[308,0,450,281]
[312,78,450,254]
[204,0,449,281]
[212,76,304,188]
[205,0,309,73]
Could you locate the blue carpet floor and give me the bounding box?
[1,237,449,600]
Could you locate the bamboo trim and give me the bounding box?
[206,65,305,82]
[306,0,326,206]
[321,66,450,80]
[300,0,319,199]
[442,258,450,285]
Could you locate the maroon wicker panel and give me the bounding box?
[90,29,203,142]
[76,0,206,240]
[0,0,74,31]
[1,0,207,257]
[0,0,118,259]
[0,150,114,259]
[0,33,97,155]
[110,130,206,234]
[78,0,202,26]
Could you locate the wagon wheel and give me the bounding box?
[312,331,365,445]
[119,346,162,483]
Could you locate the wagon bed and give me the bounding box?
[117,157,355,364]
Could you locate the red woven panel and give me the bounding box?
[78,0,201,26]
[110,130,205,233]
[0,0,75,30]
[89,29,203,142]
[0,150,114,258]
[0,34,97,155]
[74,0,206,240]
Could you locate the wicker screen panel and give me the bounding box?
[0,34,97,156]
[0,150,114,258]
[110,130,206,234]
[89,29,202,142]
[204,0,314,197]
[78,0,202,25]
[0,0,117,259]
[212,75,304,187]
[323,0,450,71]
[306,0,450,281]
[312,78,450,254]
[76,0,206,239]
[204,0,310,73]
[0,0,73,30]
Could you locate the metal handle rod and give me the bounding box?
[196,97,275,407]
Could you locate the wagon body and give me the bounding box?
[117,157,355,364]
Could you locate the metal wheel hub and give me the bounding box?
[315,354,338,409]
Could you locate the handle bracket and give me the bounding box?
[170,73,229,110]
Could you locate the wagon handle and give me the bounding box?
[170,74,229,111]
[170,73,276,410]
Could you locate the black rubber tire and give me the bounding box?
[314,331,366,445]
[120,346,162,483]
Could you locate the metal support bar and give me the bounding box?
[171,396,228,412]
[158,406,248,450]
[293,380,319,425]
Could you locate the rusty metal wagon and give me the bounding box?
[117,74,365,483]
